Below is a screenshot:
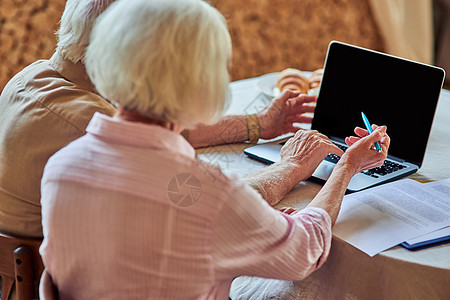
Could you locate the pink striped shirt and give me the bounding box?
[40,113,332,299]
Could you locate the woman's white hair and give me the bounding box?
[57,0,116,63]
[85,0,232,128]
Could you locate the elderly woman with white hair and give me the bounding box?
[39,0,390,298]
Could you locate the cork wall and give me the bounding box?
[0,0,65,90]
[0,0,383,90]
[212,0,384,80]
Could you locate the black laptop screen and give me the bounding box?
[312,42,445,167]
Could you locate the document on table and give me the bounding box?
[405,178,450,244]
[333,178,450,256]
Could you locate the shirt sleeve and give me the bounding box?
[211,179,332,281]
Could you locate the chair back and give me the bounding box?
[0,232,43,300]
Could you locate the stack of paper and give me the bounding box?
[333,178,450,256]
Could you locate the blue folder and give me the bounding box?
[401,234,450,250]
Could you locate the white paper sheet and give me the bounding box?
[404,178,450,244]
[333,178,450,256]
[425,177,450,196]
[405,226,450,244]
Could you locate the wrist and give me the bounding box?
[336,155,359,177]
[276,157,308,182]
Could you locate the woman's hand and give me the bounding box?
[305,125,390,226]
[258,90,317,140]
[280,129,344,180]
[244,129,342,206]
[341,125,390,175]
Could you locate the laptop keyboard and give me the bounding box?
[363,160,407,177]
[325,143,348,163]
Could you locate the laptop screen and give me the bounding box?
[312,41,445,166]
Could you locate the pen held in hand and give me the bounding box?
[361,111,382,152]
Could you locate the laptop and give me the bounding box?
[244,41,445,192]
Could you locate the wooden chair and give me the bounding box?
[0,232,44,300]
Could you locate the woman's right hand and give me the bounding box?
[340,125,390,175]
[280,129,344,181]
[304,125,390,226]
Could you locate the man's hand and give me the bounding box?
[258,90,316,140]
[280,129,344,181]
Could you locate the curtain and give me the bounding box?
[368,0,434,64]
[433,0,450,84]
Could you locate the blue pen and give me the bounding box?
[361,112,382,152]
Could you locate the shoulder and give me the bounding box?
[0,59,116,134]
[41,89,116,133]
[0,59,49,98]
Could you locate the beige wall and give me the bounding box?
[0,0,384,90]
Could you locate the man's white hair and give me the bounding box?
[86,0,232,128]
[57,0,115,63]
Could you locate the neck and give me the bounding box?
[116,107,183,133]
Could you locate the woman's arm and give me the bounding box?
[243,129,344,206]
[244,125,390,218]
[212,180,333,281]
[212,126,389,281]
[307,125,390,225]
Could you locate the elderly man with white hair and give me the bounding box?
[0,0,315,239]
[39,0,390,298]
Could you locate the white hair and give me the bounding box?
[86,0,232,128]
[57,0,116,63]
